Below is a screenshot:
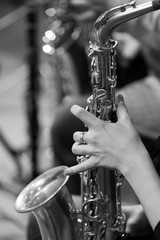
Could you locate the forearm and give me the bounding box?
[123,148,160,230]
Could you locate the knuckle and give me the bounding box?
[73,132,77,141]
[94,157,100,166]
[72,144,77,154]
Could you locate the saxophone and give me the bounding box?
[15,1,160,240]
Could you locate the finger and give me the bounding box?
[73,131,88,143]
[116,94,129,121]
[70,105,98,129]
[64,156,97,175]
[72,142,91,155]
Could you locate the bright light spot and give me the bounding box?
[45,30,56,41]
[45,8,56,17]
[43,44,55,55]
[42,35,50,43]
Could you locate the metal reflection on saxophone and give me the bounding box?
[15,1,160,240]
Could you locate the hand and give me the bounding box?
[64,94,160,231]
[64,94,147,177]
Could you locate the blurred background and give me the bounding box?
[0,0,63,239]
[0,0,30,239]
[0,0,95,239]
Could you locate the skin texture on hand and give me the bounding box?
[64,94,146,176]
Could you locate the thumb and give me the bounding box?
[116,94,129,121]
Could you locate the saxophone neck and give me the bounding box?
[93,0,160,48]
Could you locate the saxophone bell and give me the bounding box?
[15,166,78,240]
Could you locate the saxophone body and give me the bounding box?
[15,1,160,240]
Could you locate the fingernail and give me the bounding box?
[117,94,124,103]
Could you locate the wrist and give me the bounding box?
[121,143,151,181]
